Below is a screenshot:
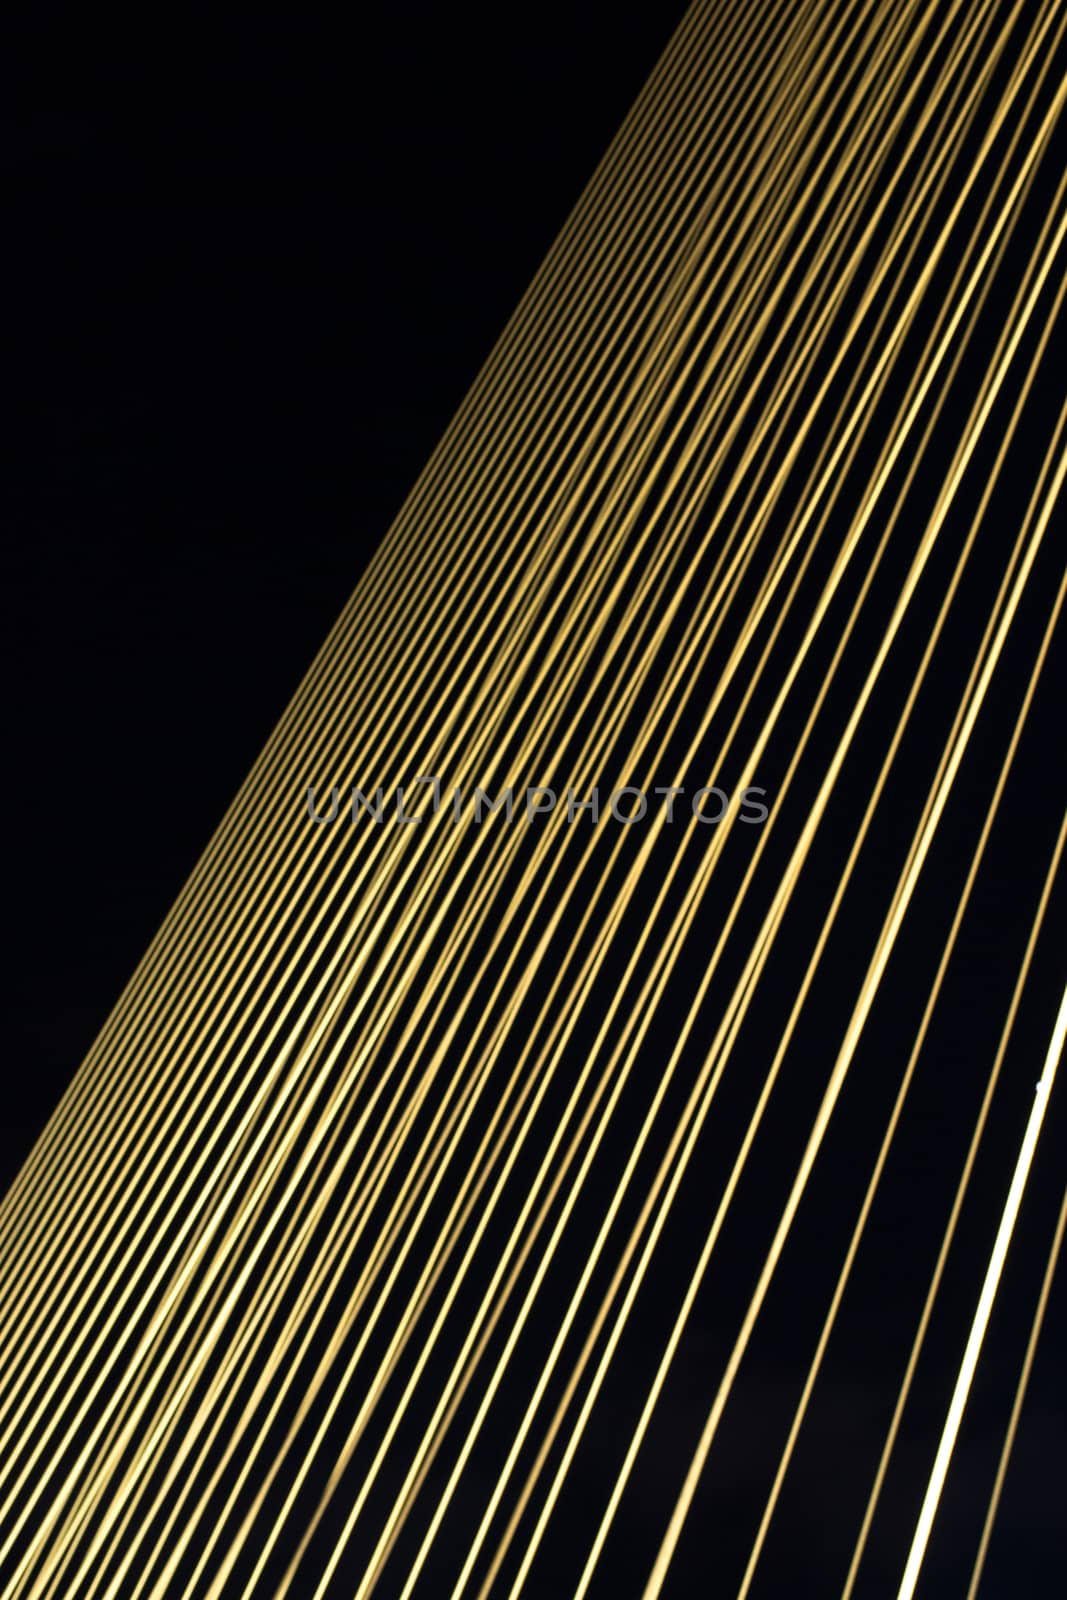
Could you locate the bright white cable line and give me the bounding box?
[896,974,1067,1600]
[966,1174,1067,1600]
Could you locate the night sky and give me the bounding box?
[4,5,1065,1596]
[5,3,690,1191]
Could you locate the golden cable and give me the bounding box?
[1,2,1064,1596]
[484,156,1067,1600]
[10,28,1049,1587]
[278,21,1067,1587]
[530,240,1067,1600]
[0,3,1036,1561]
[0,0,921,1465]
[0,0,959,1350]
[0,0,771,1273]
[733,370,1067,1600]
[641,385,1067,1599]
[0,0,825,1344]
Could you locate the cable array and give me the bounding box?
[2,1,1065,1594]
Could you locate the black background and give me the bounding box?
[5,2,690,1188]
[4,4,1065,1596]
